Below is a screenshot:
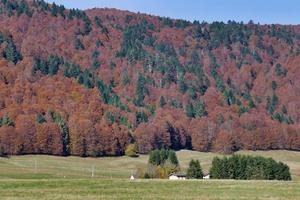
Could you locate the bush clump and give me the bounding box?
[125,144,138,157]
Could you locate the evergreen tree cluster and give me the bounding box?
[186,159,203,179]
[209,52,224,92]
[136,149,180,179]
[77,69,94,89]
[92,49,100,69]
[32,55,62,75]
[48,110,70,156]
[185,100,207,118]
[32,0,50,12]
[0,32,22,64]
[209,155,291,181]
[266,94,278,114]
[272,105,294,124]
[36,112,46,124]
[104,111,130,127]
[96,79,112,104]
[268,25,296,45]
[81,15,92,36]
[0,114,14,127]
[96,79,128,111]
[74,38,85,50]
[1,0,33,17]
[196,21,252,50]
[148,149,179,166]
[174,19,191,29]
[117,21,155,61]
[185,50,209,95]
[32,0,64,18]
[136,111,148,124]
[134,74,147,107]
[94,16,109,35]
[275,63,288,76]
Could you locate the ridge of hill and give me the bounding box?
[0,0,300,157]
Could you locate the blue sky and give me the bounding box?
[45,0,300,25]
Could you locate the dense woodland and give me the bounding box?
[0,0,300,157]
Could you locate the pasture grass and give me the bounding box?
[0,150,300,199]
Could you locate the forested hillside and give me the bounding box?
[0,0,300,157]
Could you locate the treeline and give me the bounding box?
[0,111,131,157]
[210,155,291,181]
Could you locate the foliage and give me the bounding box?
[159,96,166,108]
[91,49,100,69]
[134,74,147,107]
[0,114,14,127]
[186,159,203,179]
[63,62,81,78]
[136,111,148,124]
[185,102,195,118]
[32,55,62,75]
[0,33,22,64]
[275,63,288,76]
[1,1,300,157]
[209,155,292,181]
[74,38,85,50]
[271,80,277,91]
[178,75,188,94]
[139,149,180,179]
[252,51,262,63]
[194,101,207,118]
[48,110,70,156]
[148,149,179,166]
[266,94,278,114]
[36,113,46,124]
[0,0,33,17]
[116,22,150,61]
[94,16,109,34]
[96,79,111,104]
[125,144,138,157]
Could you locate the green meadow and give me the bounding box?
[0,150,300,199]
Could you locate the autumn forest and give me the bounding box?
[0,0,300,157]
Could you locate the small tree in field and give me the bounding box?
[125,144,138,157]
[186,159,203,179]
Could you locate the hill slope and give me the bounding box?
[0,0,300,156]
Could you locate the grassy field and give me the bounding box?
[0,150,300,199]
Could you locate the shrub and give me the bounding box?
[125,144,138,157]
